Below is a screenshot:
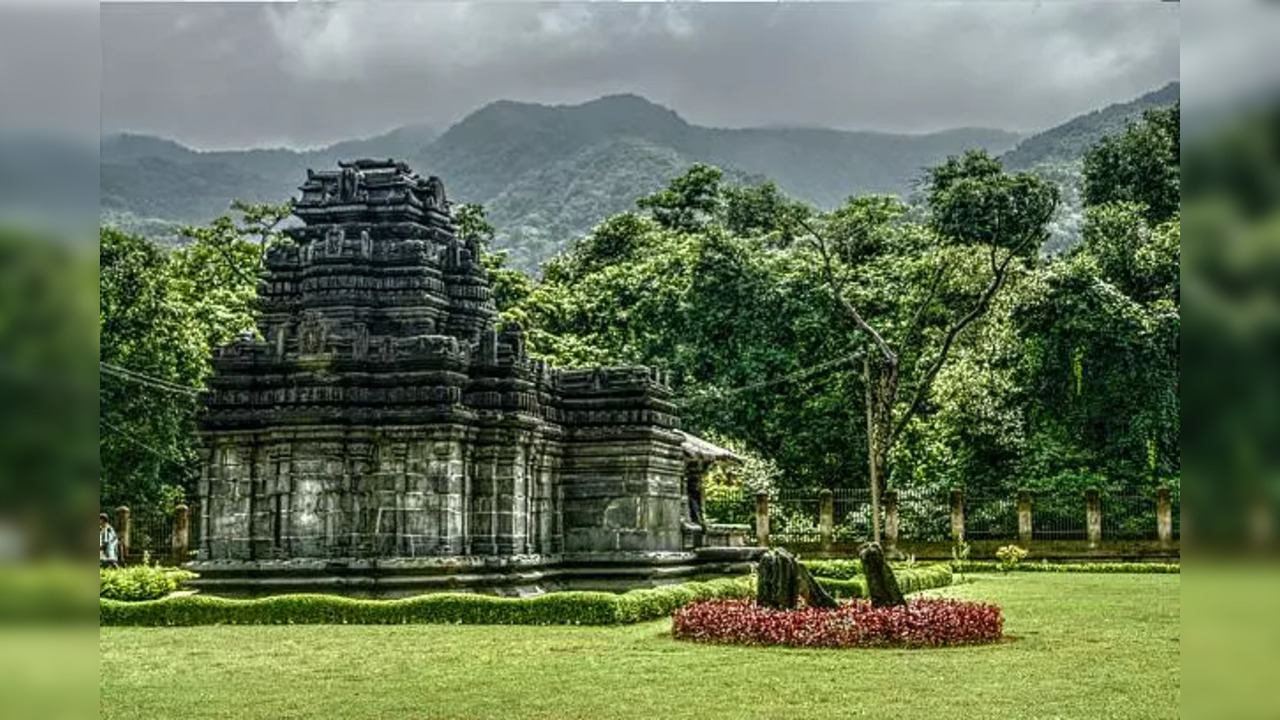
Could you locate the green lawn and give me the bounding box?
[100,573,1179,720]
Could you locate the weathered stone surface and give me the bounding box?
[197,160,688,565]
[755,548,838,610]
[859,542,906,607]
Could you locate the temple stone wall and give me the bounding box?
[197,160,690,567]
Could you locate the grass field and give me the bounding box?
[100,573,1179,720]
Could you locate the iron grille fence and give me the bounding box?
[964,494,1018,540]
[702,485,1180,546]
[122,508,176,564]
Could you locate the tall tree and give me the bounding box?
[796,151,1058,539]
[1083,104,1180,225]
[100,201,285,508]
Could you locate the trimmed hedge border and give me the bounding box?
[953,560,1180,574]
[805,559,1180,578]
[100,576,755,627]
[802,559,863,580]
[813,563,954,599]
[99,563,959,627]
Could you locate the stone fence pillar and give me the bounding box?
[819,489,834,552]
[172,504,191,563]
[1085,489,1102,548]
[1156,488,1173,548]
[115,506,131,564]
[950,489,965,543]
[1017,490,1033,545]
[883,490,900,554]
[755,492,770,548]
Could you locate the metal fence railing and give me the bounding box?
[1103,495,1158,540]
[964,494,1018,540]
[704,485,1180,547]
[125,510,175,564]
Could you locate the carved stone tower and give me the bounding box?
[196,160,690,578]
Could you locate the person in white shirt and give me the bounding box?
[100,513,120,569]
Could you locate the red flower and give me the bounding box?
[672,598,1003,648]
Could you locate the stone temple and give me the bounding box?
[192,159,751,594]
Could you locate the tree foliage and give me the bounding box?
[98,117,1179,513]
[99,201,278,509]
[1083,105,1180,225]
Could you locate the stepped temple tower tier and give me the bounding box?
[193,160,749,594]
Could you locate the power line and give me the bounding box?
[99,417,196,468]
[100,361,203,397]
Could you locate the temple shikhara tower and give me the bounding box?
[194,160,747,593]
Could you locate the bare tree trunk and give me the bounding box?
[865,355,880,544]
[864,354,899,545]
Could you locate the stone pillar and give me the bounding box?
[172,504,190,564]
[115,506,131,564]
[755,492,770,548]
[950,489,965,542]
[1017,490,1033,545]
[1155,488,1173,548]
[883,490,899,553]
[1086,489,1102,548]
[819,489,834,552]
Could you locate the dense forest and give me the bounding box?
[98,105,1180,520]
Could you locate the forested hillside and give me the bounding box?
[99,124,439,238]
[1000,82,1179,253]
[98,94,1019,270]
[97,85,1176,270]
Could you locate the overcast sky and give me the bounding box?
[98,2,1180,151]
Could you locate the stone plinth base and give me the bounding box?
[185,549,756,598]
[704,523,752,548]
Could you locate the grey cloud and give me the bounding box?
[101,2,1179,150]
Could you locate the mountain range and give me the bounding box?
[95,82,1178,271]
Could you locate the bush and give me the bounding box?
[995,545,1029,571]
[100,576,755,627]
[951,560,1179,574]
[800,559,863,579]
[812,563,954,600]
[673,598,1003,648]
[100,565,197,602]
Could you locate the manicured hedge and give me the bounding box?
[100,565,197,601]
[813,563,954,600]
[674,598,1003,648]
[100,576,755,627]
[952,560,1180,574]
[801,559,863,579]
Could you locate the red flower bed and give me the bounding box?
[672,599,1003,648]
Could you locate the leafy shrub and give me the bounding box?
[100,565,197,602]
[100,576,754,627]
[952,560,1179,574]
[995,545,1029,571]
[812,576,866,599]
[801,559,863,579]
[812,563,954,600]
[673,598,1003,648]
